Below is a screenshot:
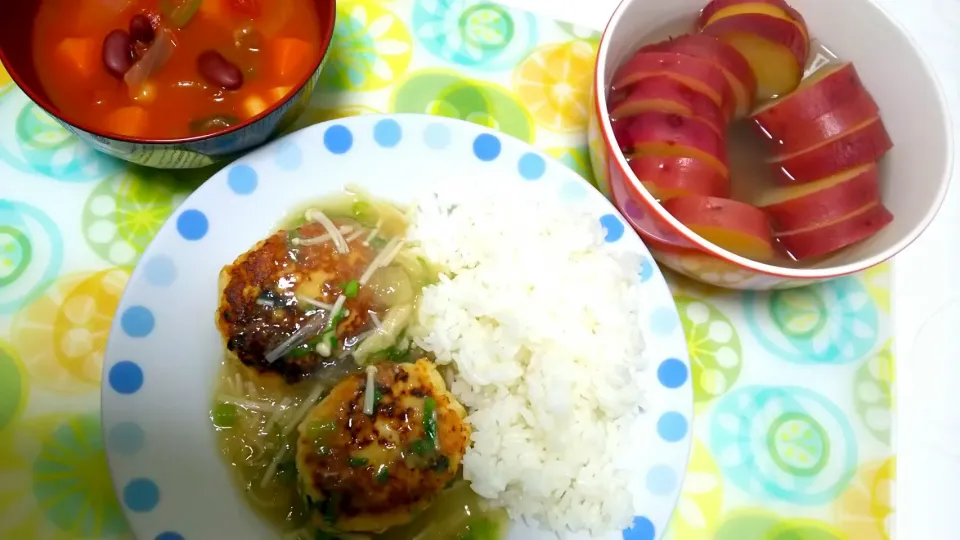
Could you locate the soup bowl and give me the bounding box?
[0,0,335,169]
[587,0,953,290]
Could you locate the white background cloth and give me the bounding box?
[497,0,960,537]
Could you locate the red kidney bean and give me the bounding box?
[197,50,244,91]
[102,30,135,78]
[129,14,155,43]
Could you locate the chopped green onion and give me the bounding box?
[374,389,383,405]
[323,492,340,524]
[423,397,438,448]
[410,439,431,456]
[212,402,238,427]
[375,464,389,484]
[371,342,412,364]
[306,420,337,442]
[286,343,313,359]
[352,201,377,225]
[370,237,388,249]
[343,280,359,298]
[348,457,369,467]
[352,201,371,215]
[325,308,345,334]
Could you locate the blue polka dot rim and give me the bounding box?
[275,140,304,171]
[123,478,160,512]
[473,133,502,161]
[624,516,656,540]
[108,361,143,394]
[657,412,689,443]
[423,123,452,150]
[108,422,146,456]
[143,256,177,288]
[227,164,258,195]
[176,210,208,241]
[518,153,546,180]
[120,306,155,338]
[374,119,403,148]
[657,358,688,389]
[323,125,353,154]
[600,214,626,243]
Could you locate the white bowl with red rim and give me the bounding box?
[587,0,953,290]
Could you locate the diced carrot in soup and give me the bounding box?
[56,38,98,79]
[254,0,295,37]
[243,95,269,118]
[31,0,324,139]
[270,87,293,102]
[105,106,150,137]
[273,38,314,82]
[198,0,227,18]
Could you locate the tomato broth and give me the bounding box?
[32,0,323,139]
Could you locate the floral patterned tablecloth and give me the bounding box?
[0,1,894,539]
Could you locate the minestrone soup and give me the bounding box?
[32,0,324,139]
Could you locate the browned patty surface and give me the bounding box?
[217,220,375,384]
[296,360,469,532]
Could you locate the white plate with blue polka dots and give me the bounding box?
[101,114,693,540]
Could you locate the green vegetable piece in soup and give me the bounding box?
[189,114,239,135]
[160,0,203,28]
[375,464,390,484]
[348,457,369,467]
[352,200,377,226]
[213,402,238,427]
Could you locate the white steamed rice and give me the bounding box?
[407,185,647,535]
